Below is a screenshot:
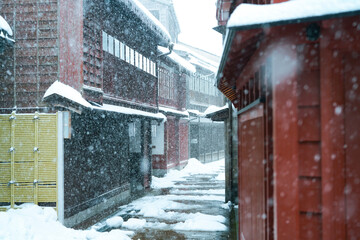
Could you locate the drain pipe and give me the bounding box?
[156,42,175,113]
[157,42,174,57]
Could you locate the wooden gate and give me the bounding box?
[0,112,58,211]
[238,104,266,240]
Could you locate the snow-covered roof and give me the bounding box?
[158,46,196,73]
[43,81,93,108]
[96,104,166,121]
[187,109,202,117]
[43,81,166,120]
[122,0,172,46]
[227,0,360,30]
[0,15,15,42]
[0,15,13,36]
[173,43,219,73]
[159,106,189,118]
[203,104,228,116]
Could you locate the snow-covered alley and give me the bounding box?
[0,159,233,240]
[92,158,232,239]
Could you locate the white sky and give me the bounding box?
[173,0,223,56]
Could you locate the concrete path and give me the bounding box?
[94,160,233,239]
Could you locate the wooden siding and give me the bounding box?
[58,0,83,91]
[0,0,59,108]
[238,105,265,240]
[84,0,159,107]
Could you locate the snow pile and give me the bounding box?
[151,169,188,188]
[173,213,227,232]
[122,218,146,230]
[215,171,226,181]
[228,0,360,29]
[151,158,224,189]
[182,158,224,175]
[106,216,124,228]
[0,204,131,240]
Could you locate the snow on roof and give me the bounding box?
[227,0,360,30]
[0,15,15,42]
[121,0,172,45]
[43,81,93,108]
[0,15,13,36]
[203,104,228,116]
[96,104,166,121]
[187,109,202,116]
[173,44,219,73]
[158,46,196,73]
[159,106,189,117]
[43,81,166,120]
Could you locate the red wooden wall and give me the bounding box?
[238,105,265,240]
[227,15,360,240]
[179,119,189,167]
[1,0,62,107]
[58,0,83,91]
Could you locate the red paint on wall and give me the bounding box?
[59,0,83,91]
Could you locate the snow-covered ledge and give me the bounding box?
[0,15,15,42]
[43,81,93,109]
[43,81,166,121]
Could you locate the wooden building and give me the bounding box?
[152,47,194,176]
[216,0,360,239]
[0,0,171,227]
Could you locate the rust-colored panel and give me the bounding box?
[297,43,320,72]
[299,178,322,213]
[320,37,346,240]
[299,143,321,177]
[344,53,360,240]
[273,44,300,240]
[298,107,321,142]
[238,105,265,240]
[179,122,189,162]
[299,214,322,240]
[59,0,83,90]
[297,71,320,106]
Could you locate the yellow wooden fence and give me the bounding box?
[0,112,58,211]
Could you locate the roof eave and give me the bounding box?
[228,9,360,32]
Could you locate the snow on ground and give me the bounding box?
[151,158,224,189]
[0,159,226,239]
[105,158,228,233]
[0,204,133,240]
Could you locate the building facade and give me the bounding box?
[174,43,225,163]
[216,0,360,239]
[139,0,226,175]
[0,0,171,227]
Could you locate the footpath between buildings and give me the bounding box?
[92,159,236,240]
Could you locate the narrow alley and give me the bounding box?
[92,159,233,240]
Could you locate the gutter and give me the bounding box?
[215,29,235,87]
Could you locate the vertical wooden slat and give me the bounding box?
[34,112,39,204]
[10,112,15,208]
